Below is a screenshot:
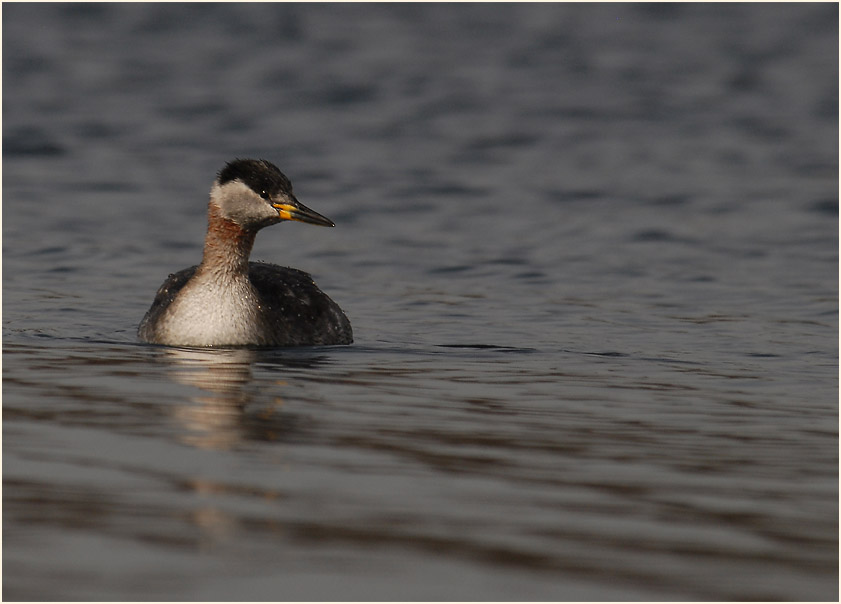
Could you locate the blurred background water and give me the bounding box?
[3,3,838,600]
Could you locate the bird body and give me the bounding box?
[138,159,352,347]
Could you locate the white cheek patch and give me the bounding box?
[209,181,278,226]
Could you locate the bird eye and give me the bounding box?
[259,190,270,200]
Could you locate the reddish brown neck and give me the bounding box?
[200,204,257,274]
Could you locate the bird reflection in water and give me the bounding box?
[157,347,312,450]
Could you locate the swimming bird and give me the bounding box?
[138,159,352,347]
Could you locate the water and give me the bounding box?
[3,3,838,600]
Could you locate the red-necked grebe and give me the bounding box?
[138,159,352,347]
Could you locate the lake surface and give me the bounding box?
[3,3,838,600]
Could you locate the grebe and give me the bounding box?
[138,159,352,347]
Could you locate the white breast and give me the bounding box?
[154,273,264,346]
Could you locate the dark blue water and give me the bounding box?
[3,3,838,600]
